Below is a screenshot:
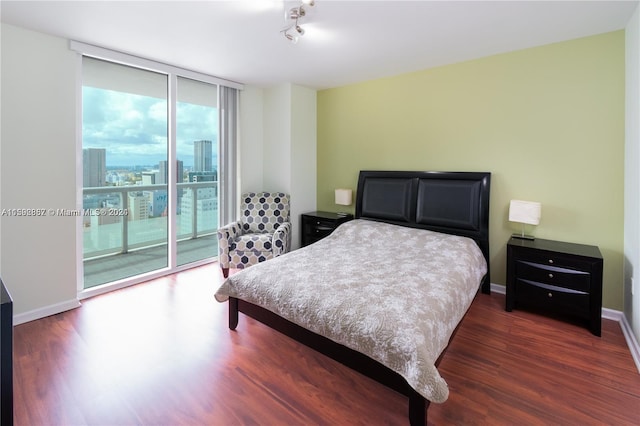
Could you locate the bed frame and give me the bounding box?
[227,170,491,425]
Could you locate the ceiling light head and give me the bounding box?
[286,7,297,20]
[286,6,305,20]
[282,25,302,43]
[284,32,299,44]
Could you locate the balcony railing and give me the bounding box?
[82,181,219,288]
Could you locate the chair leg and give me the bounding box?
[222,267,229,278]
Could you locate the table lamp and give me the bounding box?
[335,188,352,216]
[509,200,541,240]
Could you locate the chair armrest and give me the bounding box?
[217,220,242,268]
[272,221,291,257]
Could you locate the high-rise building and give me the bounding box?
[128,192,150,221]
[158,161,167,184]
[141,172,157,185]
[83,148,106,187]
[193,140,212,172]
[180,187,217,235]
[145,190,167,217]
[158,160,184,184]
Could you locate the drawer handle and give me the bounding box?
[548,292,553,298]
[548,259,554,264]
[548,273,554,279]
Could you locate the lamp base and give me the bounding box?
[336,212,350,217]
[511,233,535,241]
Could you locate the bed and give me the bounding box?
[215,170,491,425]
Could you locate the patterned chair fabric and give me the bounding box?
[217,192,291,277]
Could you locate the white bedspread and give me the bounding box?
[214,219,487,403]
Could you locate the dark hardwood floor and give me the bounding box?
[12,264,640,425]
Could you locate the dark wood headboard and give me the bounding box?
[355,170,491,293]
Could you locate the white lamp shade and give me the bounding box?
[509,200,541,225]
[335,188,353,206]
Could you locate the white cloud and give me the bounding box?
[83,87,217,167]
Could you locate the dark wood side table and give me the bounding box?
[506,237,603,336]
[301,211,353,247]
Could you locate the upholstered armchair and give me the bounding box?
[217,192,291,278]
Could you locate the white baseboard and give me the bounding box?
[13,298,81,326]
[490,283,640,373]
[491,283,506,294]
[617,312,640,373]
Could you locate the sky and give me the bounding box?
[82,87,217,168]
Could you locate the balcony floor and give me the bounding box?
[83,234,218,288]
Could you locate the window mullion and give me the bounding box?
[168,73,178,270]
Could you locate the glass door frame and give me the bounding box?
[72,41,242,300]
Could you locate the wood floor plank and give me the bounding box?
[11,264,640,425]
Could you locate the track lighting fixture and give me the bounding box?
[281,0,315,43]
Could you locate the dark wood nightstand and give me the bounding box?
[301,211,353,247]
[506,237,603,336]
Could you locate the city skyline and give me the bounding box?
[83,147,217,188]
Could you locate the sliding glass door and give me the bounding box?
[82,57,169,288]
[80,55,224,291]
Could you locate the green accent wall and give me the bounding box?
[317,31,625,310]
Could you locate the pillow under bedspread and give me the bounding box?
[214,219,487,403]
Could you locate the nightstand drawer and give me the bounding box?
[311,223,334,239]
[516,260,591,292]
[515,249,594,272]
[312,218,337,230]
[516,279,589,317]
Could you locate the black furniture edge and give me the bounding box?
[1,278,13,426]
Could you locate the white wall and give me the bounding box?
[239,87,265,193]
[625,5,640,344]
[0,27,2,280]
[290,84,318,247]
[263,85,293,192]
[0,24,80,321]
[240,84,317,250]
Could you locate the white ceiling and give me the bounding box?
[1,1,638,90]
